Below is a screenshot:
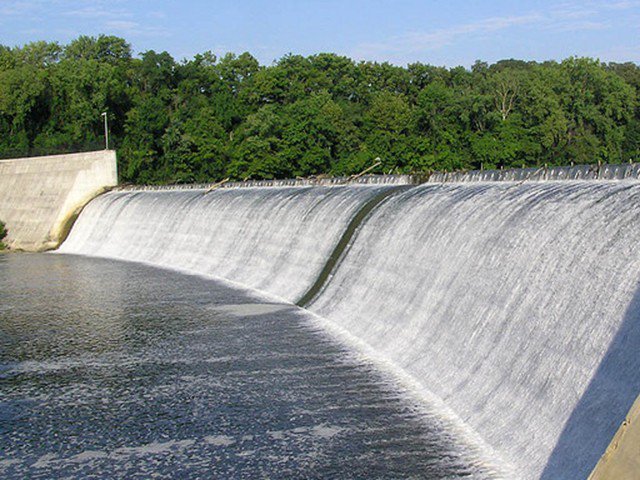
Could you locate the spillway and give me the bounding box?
[309,181,640,479]
[57,178,640,479]
[58,185,397,302]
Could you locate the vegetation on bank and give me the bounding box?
[0,221,7,250]
[0,35,639,184]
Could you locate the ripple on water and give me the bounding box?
[0,254,506,479]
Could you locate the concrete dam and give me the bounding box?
[50,165,640,479]
[0,151,118,251]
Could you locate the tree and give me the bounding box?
[280,91,355,176]
[227,105,285,180]
[491,69,520,121]
[0,62,50,151]
[0,220,7,250]
[1,35,639,180]
[64,35,131,64]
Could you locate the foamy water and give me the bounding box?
[310,181,640,478]
[55,179,640,478]
[58,185,396,302]
[0,254,497,478]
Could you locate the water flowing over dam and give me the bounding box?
[58,185,398,302]
[57,177,640,479]
[309,181,640,478]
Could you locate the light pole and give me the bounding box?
[101,112,109,150]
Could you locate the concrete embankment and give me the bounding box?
[589,394,640,480]
[0,150,117,251]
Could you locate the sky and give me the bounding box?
[0,0,639,66]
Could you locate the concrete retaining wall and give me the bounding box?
[589,394,640,480]
[0,150,117,251]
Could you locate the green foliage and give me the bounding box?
[0,36,639,180]
[0,220,7,250]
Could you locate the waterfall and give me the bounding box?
[308,181,640,479]
[58,185,398,302]
[58,178,640,479]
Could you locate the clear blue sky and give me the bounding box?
[1,0,639,66]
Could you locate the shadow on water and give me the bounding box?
[541,283,640,479]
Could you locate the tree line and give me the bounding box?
[1,35,639,184]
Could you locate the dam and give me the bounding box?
[0,150,117,251]
[2,161,640,478]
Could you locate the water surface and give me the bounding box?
[1,254,494,478]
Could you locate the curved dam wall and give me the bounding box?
[309,181,640,479]
[58,177,640,479]
[0,150,117,251]
[58,185,398,302]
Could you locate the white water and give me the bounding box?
[428,162,640,182]
[58,179,640,479]
[59,186,392,302]
[309,181,640,479]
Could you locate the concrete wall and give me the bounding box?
[0,150,117,251]
[589,394,640,480]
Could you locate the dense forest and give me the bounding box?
[1,35,639,184]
